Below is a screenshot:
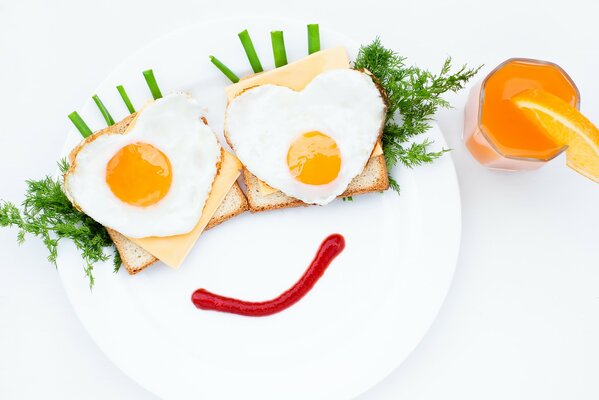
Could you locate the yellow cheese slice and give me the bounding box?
[130,150,242,268]
[226,47,350,101]
[226,46,384,196]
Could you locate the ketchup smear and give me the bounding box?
[191,234,345,317]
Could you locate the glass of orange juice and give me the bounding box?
[464,58,580,170]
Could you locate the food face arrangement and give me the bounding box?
[14,24,599,316]
[0,24,482,315]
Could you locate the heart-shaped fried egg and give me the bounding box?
[65,93,221,238]
[225,69,386,205]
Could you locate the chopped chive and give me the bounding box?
[307,24,320,54]
[92,94,115,126]
[270,31,288,68]
[209,56,240,83]
[68,112,93,138]
[142,69,163,100]
[238,29,263,73]
[116,85,135,113]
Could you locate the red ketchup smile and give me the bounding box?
[191,234,345,317]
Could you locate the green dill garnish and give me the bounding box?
[113,247,122,273]
[354,38,481,191]
[270,31,288,67]
[210,55,240,83]
[0,160,119,288]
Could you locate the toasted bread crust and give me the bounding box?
[341,154,389,196]
[243,154,389,213]
[243,168,304,212]
[206,181,249,229]
[107,228,156,275]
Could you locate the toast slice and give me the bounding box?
[108,181,248,274]
[243,154,389,212]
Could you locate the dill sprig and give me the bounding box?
[113,247,122,273]
[0,159,120,288]
[354,38,481,191]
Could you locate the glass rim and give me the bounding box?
[476,57,581,163]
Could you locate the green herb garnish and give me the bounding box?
[113,247,122,273]
[67,111,93,138]
[354,38,481,192]
[117,85,136,114]
[238,29,263,73]
[143,69,163,100]
[270,31,288,67]
[92,94,115,126]
[0,160,118,288]
[210,56,240,83]
[307,24,320,54]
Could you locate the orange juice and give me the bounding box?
[464,59,579,170]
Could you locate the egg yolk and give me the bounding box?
[106,142,172,207]
[287,131,341,185]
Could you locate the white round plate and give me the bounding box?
[57,17,461,400]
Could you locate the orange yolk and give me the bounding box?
[287,131,341,185]
[106,142,172,207]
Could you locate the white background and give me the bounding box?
[1,0,598,399]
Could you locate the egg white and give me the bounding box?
[65,93,221,238]
[225,69,386,205]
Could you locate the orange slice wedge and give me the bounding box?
[511,88,599,182]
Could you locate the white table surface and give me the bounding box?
[1,0,598,398]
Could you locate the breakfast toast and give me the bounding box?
[243,154,389,212]
[79,112,249,275]
[223,47,390,212]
